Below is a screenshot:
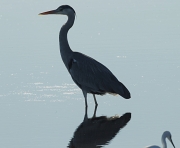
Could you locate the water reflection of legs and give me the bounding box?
[84,103,98,121]
[84,106,88,121]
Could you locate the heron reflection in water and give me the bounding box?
[39,5,131,107]
[67,106,131,147]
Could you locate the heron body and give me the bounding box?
[39,5,131,106]
[146,131,175,148]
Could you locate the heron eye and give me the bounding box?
[58,8,63,11]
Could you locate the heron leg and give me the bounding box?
[93,94,98,106]
[82,91,88,107]
[93,104,98,118]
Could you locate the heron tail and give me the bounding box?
[115,81,131,99]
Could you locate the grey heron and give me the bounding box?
[146,131,175,148]
[39,5,131,107]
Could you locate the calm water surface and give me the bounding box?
[0,0,180,147]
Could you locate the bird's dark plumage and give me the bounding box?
[39,5,131,106]
[69,52,131,99]
[57,5,76,15]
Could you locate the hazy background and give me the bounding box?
[0,0,179,147]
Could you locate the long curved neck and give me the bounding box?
[161,136,167,148]
[59,13,75,69]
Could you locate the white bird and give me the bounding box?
[146,131,175,148]
[39,5,131,107]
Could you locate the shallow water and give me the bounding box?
[0,0,180,147]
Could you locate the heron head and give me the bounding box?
[164,131,175,148]
[39,5,76,16]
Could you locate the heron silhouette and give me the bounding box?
[68,106,131,148]
[39,5,131,107]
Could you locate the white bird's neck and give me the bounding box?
[161,135,167,148]
[59,13,75,68]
